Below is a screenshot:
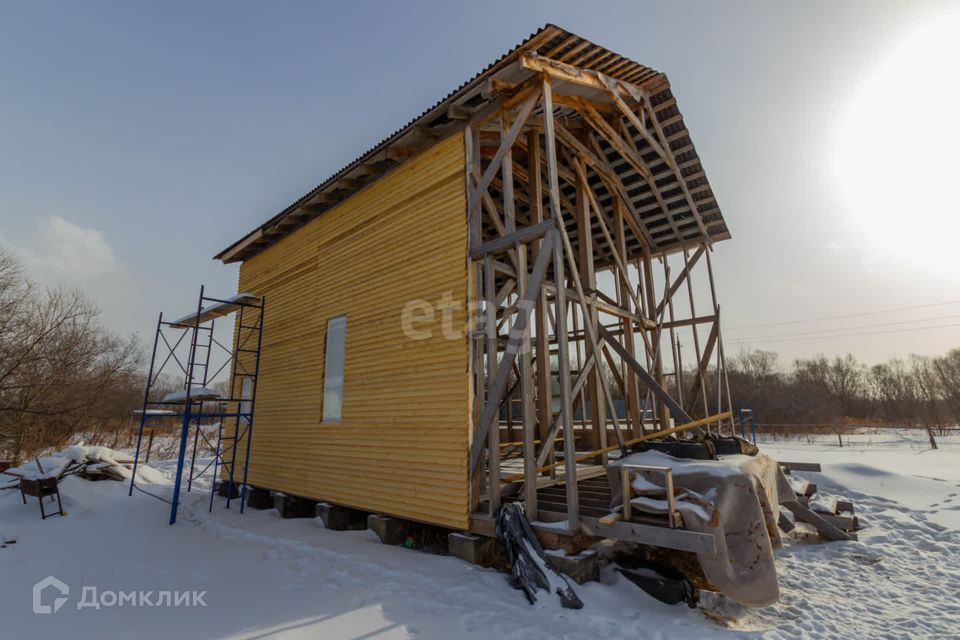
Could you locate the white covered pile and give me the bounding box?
[1,445,164,488]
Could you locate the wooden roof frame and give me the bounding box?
[215,24,729,264]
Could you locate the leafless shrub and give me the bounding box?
[0,248,144,463]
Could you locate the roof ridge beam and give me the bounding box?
[520,52,649,99]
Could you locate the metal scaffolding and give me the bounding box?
[127,285,265,524]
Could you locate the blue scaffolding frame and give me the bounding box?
[738,406,757,445]
[127,285,265,524]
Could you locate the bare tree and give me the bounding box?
[0,248,144,462]
[932,348,960,426]
[910,355,944,448]
[869,359,919,423]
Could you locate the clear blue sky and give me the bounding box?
[1,0,957,366]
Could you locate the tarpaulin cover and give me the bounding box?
[607,451,793,606]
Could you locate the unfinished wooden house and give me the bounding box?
[214,25,738,555]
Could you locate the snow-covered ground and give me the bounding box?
[2,430,959,639]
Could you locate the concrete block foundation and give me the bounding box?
[544,548,600,584]
[274,494,316,519]
[245,487,273,510]
[448,532,487,565]
[368,514,411,546]
[316,502,369,531]
[215,482,240,498]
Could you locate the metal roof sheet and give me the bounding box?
[215,24,727,263]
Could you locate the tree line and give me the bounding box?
[0,248,143,463]
[724,347,960,434]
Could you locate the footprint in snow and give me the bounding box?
[849,553,881,565]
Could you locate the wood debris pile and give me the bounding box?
[779,461,861,541]
[0,447,135,490]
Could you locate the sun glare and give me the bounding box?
[831,9,960,272]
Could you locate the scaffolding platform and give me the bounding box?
[168,292,259,327]
[128,285,265,525]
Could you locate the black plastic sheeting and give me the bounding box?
[495,503,583,609]
[629,435,759,460]
[617,562,699,608]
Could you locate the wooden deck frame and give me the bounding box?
[465,62,734,543]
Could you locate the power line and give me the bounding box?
[729,314,960,341]
[725,300,960,332]
[728,322,960,345]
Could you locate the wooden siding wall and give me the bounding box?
[234,133,470,529]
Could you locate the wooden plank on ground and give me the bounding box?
[782,500,855,541]
[779,461,822,472]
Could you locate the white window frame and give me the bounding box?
[321,315,347,422]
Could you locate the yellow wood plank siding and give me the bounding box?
[233,133,470,529]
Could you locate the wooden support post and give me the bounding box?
[529,130,553,472]
[682,245,710,419]
[641,248,668,432]
[615,200,642,438]
[553,238,579,530]
[542,76,579,531]
[576,161,605,463]
[515,131,537,516]
[466,124,484,513]
[705,248,734,435]
[484,255,500,515]
[664,257,683,409]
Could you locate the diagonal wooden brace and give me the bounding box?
[598,324,693,425]
[470,228,557,474]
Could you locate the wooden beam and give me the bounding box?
[782,500,855,541]
[576,157,606,463]
[469,219,554,259]
[575,99,683,241]
[534,353,597,467]
[681,246,710,415]
[632,93,710,240]
[468,90,541,214]
[506,411,731,482]
[661,314,716,330]
[656,245,705,316]
[446,104,475,120]
[542,77,579,530]
[469,229,557,473]
[584,518,717,555]
[470,512,718,555]
[599,324,693,424]
[685,320,718,415]
[520,53,645,99]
